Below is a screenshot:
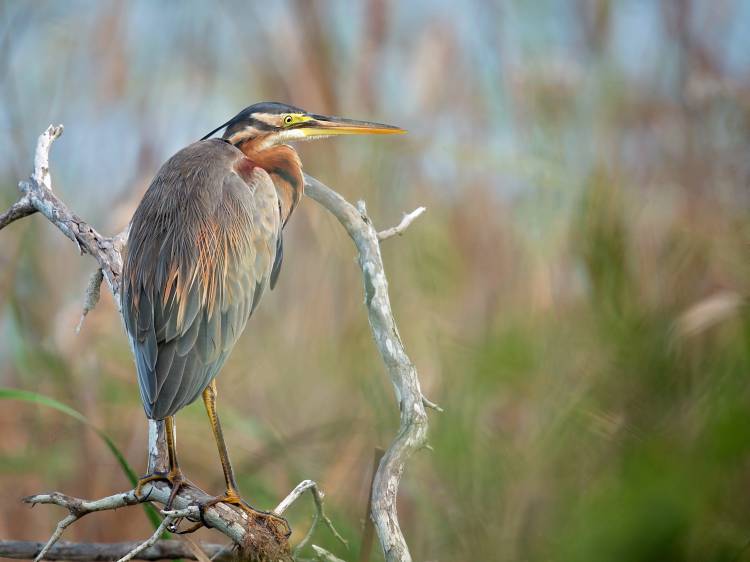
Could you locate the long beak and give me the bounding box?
[299,114,406,137]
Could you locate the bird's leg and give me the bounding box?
[199,380,291,538]
[135,416,188,509]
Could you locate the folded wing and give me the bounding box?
[122,140,280,420]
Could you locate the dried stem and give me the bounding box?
[0,540,232,561]
[358,448,385,562]
[273,480,348,556]
[312,545,347,562]
[0,125,125,299]
[116,515,174,562]
[304,175,434,562]
[0,196,35,229]
[377,207,426,241]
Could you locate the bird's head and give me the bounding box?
[201,102,405,149]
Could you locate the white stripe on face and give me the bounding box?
[226,125,265,144]
[252,113,284,128]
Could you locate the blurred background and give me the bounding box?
[1,1,749,560]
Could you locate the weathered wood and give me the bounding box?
[305,176,435,562]
[0,540,231,561]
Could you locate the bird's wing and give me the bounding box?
[123,141,280,419]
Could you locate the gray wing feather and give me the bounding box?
[123,140,280,420]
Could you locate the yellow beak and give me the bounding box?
[299,114,406,137]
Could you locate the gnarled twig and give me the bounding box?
[273,480,348,556]
[377,207,426,241]
[0,125,125,299]
[18,476,346,562]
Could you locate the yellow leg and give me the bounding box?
[135,416,187,509]
[202,381,240,493]
[201,381,290,537]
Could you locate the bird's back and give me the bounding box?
[123,139,281,420]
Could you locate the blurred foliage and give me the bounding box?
[1,1,750,561]
[0,388,162,529]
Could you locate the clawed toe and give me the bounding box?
[134,469,189,510]
[198,491,291,538]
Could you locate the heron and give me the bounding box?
[122,102,404,530]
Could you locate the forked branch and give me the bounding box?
[304,176,434,562]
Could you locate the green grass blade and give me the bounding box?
[0,387,163,530]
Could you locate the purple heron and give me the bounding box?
[122,102,404,529]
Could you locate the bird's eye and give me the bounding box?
[283,115,294,126]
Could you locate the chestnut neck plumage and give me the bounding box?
[236,137,304,227]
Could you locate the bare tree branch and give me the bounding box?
[0,125,125,301]
[115,511,175,562]
[376,207,426,241]
[304,175,435,562]
[21,488,280,559]
[12,478,346,562]
[273,480,348,556]
[0,540,231,561]
[0,196,35,229]
[312,546,347,562]
[1,477,341,562]
[358,448,384,562]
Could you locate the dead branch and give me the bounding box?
[116,510,177,562]
[15,475,345,562]
[357,448,384,562]
[0,126,433,562]
[274,480,348,556]
[0,197,36,229]
[0,540,231,561]
[304,176,435,562]
[311,546,347,562]
[0,125,125,299]
[376,207,426,241]
[21,486,281,561]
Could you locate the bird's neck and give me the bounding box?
[237,140,304,226]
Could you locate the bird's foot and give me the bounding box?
[134,468,189,510]
[199,490,291,538]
